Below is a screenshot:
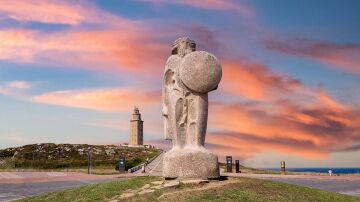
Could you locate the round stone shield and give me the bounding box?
[180,51,222,93]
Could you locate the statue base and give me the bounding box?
[162,146,219,179]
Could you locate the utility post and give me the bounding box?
[281,161,286,175]
[31,152,35,169]
[87,147,93,174]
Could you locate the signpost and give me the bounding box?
[226,156,232,173]
[281,161,286,175]
[235,160,240,173]
[119,156,125,173]
[87,147,92,174]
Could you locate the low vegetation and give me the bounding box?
[0,143,161,172]
[17,177,360,202]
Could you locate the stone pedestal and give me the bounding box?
[163,146,219,179]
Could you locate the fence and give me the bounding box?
[127,151,163,173]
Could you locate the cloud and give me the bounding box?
[208,90,359,160]
[220,60,302,101]
[7,81,32,89]
[0,0,170,74]
[0,2,235,75]
[338,144,360,152]
[265,38,360,74]
[0,28,168,73]
[207,132,327,160]
[0,87,8,95]
[33,88,161,112]
[89,119,163,136]
[0,80,33,98]
[204,58,360,160]
[0,0,117,25]
[138,0,254,17]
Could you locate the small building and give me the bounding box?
[129,107,143,146]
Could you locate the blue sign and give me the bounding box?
[119,156,125,171]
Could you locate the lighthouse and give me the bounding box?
[129,107,143,146]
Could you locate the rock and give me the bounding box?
[151,181,164,185]
[163,180,180,188]
[163,147,219,179]
[140,184,151,190]
[119,192,135,199]
[138,189,155,195]
[152,185,163,190]
[181,179,209,185]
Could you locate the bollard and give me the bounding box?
[235,160,241,173]
[142,165,146,173]
[281,161,286,175]
[226,156,232,173]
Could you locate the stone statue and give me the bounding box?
[162,37,222,179]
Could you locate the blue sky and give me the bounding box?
[0,0,359,167]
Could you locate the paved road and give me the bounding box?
[146,152,164,176]
[0,178,118,201]
[226,173,360,197]
[270,178,360,197]
[0,172,125,201]
[134,151,164,176]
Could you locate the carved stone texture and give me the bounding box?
[180,51,222,93]
[162,37,222,179]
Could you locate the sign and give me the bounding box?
[119,156,126,172]
[226,156,232,173]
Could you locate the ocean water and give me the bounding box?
[268,168,360,174]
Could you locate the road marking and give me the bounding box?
[0,173,22,179]
[46,172,67,177]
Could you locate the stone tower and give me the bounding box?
[130,107,143,146]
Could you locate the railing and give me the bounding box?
[127,150,163,173]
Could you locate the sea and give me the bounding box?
[267,168,360,174]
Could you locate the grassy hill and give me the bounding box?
[18,176,360,202]
[0,143,161,172]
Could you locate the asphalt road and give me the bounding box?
[268,177,360,197]
[0,178,118,201]
[134,151,164,176]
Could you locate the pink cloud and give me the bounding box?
[33,88,161,112]
[0,28,168,74]
[205,59,360,160]
[139,0,254,17]
[265,38,360,75]
[7,81,32,89]
[220,60,302,101]
[0,0,117,25]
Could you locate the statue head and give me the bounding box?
[171,37,196,57]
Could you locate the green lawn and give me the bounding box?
[18,177,360,202]
[186,178,360,202]
[18,177,160,202]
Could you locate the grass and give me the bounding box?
[0,143,161,172]
[17,176,160,202]
[17,177,360,202]
[186,178,360,202]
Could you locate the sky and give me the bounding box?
[0,0,360,168]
